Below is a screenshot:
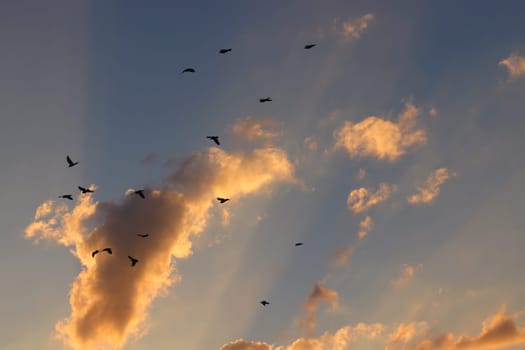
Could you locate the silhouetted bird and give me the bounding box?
[78,186,94,194]
[137,234,149,238]
[92,247,112,258]
[304,44,317,49]
[295,242,304,246]
[219,48,232,54]
[133,189,145,199]
[66,155,79,168]
[259,97,272,103]
[128,256,139,267]
[59,194,73,200]
[217,197,230,204]
[181,68,195,74]
[260,300,270,306]
[206,136,220,145]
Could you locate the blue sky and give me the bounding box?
[1,1,525,349]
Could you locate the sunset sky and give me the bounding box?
[1,1,525,349]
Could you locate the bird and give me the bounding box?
[92,248,111,258]
[219,48,232,54]
[295,242,304,246]
[217,197,230,204]
[59,194,73,200]
[260,300,270,306]
[181,68,195,74]
[206,136,220,145]
[133,189,145,199]
[304,44,317,49]
[78,186,94,194]
[128,256,139,267]
[137,234,149,238]
[66,155,79,168]
[259,97,272,103]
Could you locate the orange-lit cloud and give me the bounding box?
[336,13,375,39]
[385,306,525,350]
[408,168,455,205]
[499,53,525,78]
[329,246,354,267]
[391,264,422,288]
[25,146,296,350]
[221,323,384,350]
[233,117,282,146]
[304,136,319,152]
[357,215,373,239]
[300,282,340,332]
[347,183,397,215]
[333,102,427,161]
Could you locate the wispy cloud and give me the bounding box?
[408,168,455,205]
[385,306,525,350]
[334,102,427,162]
[335,13,375,39]
[329,246,354,267]
[25,147,296,350]
[300,282,339,332]
[499,53,525,78]
[233,117,282,146]
[357,215,373,239]
[391,264,422,288]
[356,168,367,180]
[347,183,397,215]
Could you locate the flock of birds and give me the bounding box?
[60,43,317,307]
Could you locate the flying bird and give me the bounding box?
[259,97,272,103]
[206,136,220,145]
[295,242,304,246]
[260,300,270,306]
[66,155,79,168]
[128,256,139,267]
[78,186,94,194]
[91,250,99,258]
[92,247,112,258]
[133,189,145,199]
[137,234,149,238]
[181,68,195,74]
[102,247,112,254]
[217,197,230,204]
[304,44,317,49]
[219,48,232,54]
[58,194,73,200]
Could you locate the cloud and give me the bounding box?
[391,264,422,288]
[333,102,427,162]
[347,183,397,215]
[300,282,339,332]
[220,323,384,350]
[357,215,373,239]
[499,53,525,78]
[335,13,375,39]
[329,246,354,267]
[356,168,366,180]
[304,136,319,152]
[429,106,438,118]
[233,117,282,146]
[385,306,525,350]
[408,168,455,205]
[24,146,296,350]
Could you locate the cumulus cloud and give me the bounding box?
[385,306,525,350]
[499,53,525,78]
[329,246,354,267]
[334,102,427,162]
[300,282,340,332]
[221,323,384,350]
[408,168,455,205]
[25,146,296,350]
[335,13,375,39]
[357,215,373,239]
[391,264,422,288]
[347,183,397,215]
[233,117,282,146]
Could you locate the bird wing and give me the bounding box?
[137,191,145,199]
[213,138,220,145]
[67,156,73,165]
[92,250,99,257]
[78,186,85,191]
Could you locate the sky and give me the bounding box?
[1,1,525,349]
